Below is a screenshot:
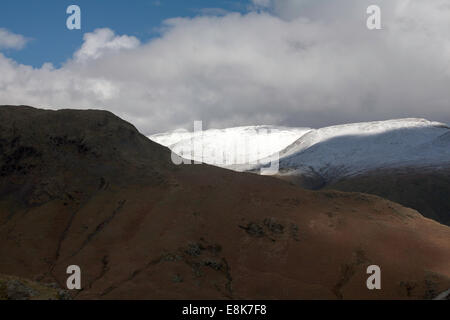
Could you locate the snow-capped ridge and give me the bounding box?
[271,118,450,181]
[149,125,311,166]
[278,118,449,159]
[150,118,450,180]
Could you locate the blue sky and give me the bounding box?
[0,0,250,68]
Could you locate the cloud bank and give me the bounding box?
[0,0,450,134]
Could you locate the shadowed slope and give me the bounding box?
[327,168,450,226]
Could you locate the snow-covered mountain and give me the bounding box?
[151,118,450,226]
[150,118,450,182]
[259,118,450,181]
[149,125,311,166]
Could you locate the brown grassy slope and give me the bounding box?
[0,106,449,300]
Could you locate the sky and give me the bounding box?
[0,0,249,68]
[0,0,449,134]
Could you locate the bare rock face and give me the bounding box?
[0,106,449,300]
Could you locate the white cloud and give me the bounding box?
[74,28,140,62]
[0,28,29,50]
[0,0,449,135]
